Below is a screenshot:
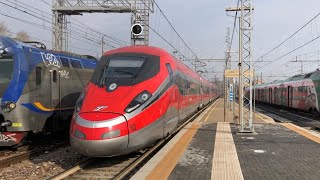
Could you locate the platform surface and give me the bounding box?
[131,98,320,180]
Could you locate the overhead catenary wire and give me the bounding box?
[5,0,129,47]
[257,34,320,70]
[5,29,101,54]
[228,0,240,54]
[0,12,109,54]
[39,0,129,46]
[153,0,198,59]
[256,12,320,62]
[0,1,120,49]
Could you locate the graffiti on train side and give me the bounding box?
[40,52,61,68]
[59,70,69,79]
[0,133,17,142]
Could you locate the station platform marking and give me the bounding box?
[204,99,220,123]
[145,123,200,180]
[281,123,320,144]
[130,101,216,180]
[130,99,283,180]
[212,122,243,180]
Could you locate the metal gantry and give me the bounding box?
[239,0,254,132]
[52,0,154,51]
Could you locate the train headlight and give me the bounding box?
[9,103,16,109]
[125,90,152,113]
[101,130,120,139]
[1,102,16,113]
[73,129,86,139]
[108,83,118,91]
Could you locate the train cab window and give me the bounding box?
[165,63,173,81]
[36,67,41,85]
[92,54,160,87]
[304,73,312,78]
[70,60,83,69]
[60,57,70,67]
[53,70,57,83]
[0,55,13,97]
[0,55,13,83]
[105,57,145,78]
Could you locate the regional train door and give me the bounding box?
[288,86,292,107]
[269,88,272,104]
[50,68,60,110]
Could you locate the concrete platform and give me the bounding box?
[130,98,320,180]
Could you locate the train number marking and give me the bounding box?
[129,124,136,131]
[0,133,17,142]
[40,52,60,68]
[59,70,69,78]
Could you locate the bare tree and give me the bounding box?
[0,22,11,36]
[16,31,30,42]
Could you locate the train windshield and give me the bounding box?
[104,57,145,78]
[0,55,13,97]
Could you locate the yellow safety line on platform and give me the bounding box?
[204,99,220,123]
[212,122,244,180]
[254,113,275,123]
[146,123,200,180]
[281,123,320,144]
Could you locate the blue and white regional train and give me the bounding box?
[0,35,97,146]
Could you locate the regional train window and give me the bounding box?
[60,57,70,67]
[70,60,83,69]
[53,70,57,83]
[36,67,41,85]
[0,55,13,83]
[104,57,145,78]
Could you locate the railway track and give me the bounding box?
[0,138,69,168]
[50,99,217,180]
[255,103,320,130]
[0,146,46,168]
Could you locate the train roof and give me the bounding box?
[0,35,98,61]
[103,45,214,85]
[256,69,320,88]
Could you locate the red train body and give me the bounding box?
[70,46,218,156]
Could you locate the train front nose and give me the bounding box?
[70,113,129,157]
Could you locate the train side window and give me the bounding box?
[70,60,83,69]
[53,70,57,83]
[165,63,173,81]
[36,67,41,85]
[60,57,70,67]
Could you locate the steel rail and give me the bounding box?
[50,98,219,180]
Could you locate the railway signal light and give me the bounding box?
[131,24,143,36]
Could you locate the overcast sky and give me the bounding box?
[1,0,320,82]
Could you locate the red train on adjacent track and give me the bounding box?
[70,46,219,157]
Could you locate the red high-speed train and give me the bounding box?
[70,46,219,157]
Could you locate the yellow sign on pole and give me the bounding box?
[225,69,239,78]
[225,69,255,78]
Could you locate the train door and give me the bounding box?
[50,68,60,110]
[269,88,272,104]
[274,87,277,105]
[163,63,178,136]
[287,86,292,107]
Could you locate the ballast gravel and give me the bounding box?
[0,147,86,180]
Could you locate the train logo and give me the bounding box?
[40,52,60,68]
[93,106,108,111]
